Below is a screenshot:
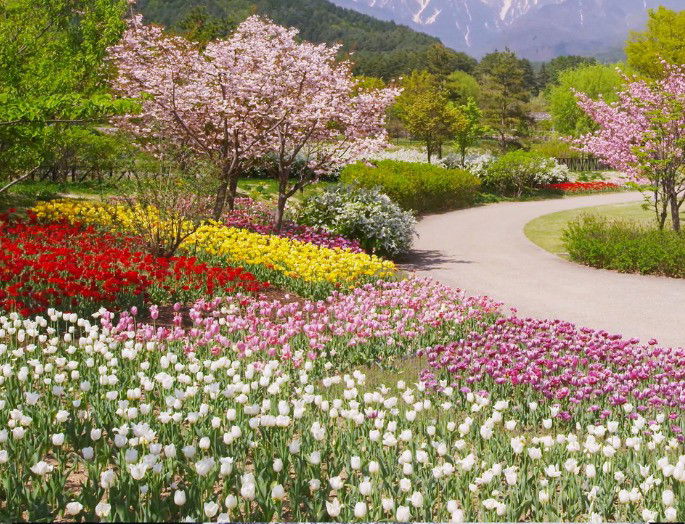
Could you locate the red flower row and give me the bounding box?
[545,182,621,192]
[0,212,268,317]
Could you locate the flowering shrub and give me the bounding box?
[32,200,395,286]
[0,303,682,522]
[364,147,431,164]
[546,182,621,193]
[296,186,416,258]
[421,315,685,411]
[223,198,362,252]
[0,213,267,316]
[471,151,571,197]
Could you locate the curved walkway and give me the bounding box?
[407,192,685,348]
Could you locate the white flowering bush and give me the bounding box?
[364,147,430,164]
[463,151,570,197]
[463,153,496,179]
[296,185,416,259]
[0,306,683,522]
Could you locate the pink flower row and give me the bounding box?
[420,315,685,414]
[100,278,499,366]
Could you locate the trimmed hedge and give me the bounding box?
[563,215,685,278]
[340,160,480,213]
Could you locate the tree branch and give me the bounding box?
[0,167,39,195]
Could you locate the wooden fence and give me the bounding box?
[29,165,154,183]
[554,156,611,172]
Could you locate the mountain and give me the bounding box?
[329,0,684,60]
[136,0,448,79]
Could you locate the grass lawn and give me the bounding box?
[524,201,668,257]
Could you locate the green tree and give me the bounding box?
[476,50,532,150]
[546,63,624,137]
[626,7,685,79]
[0,0,131,187]
[453,98,487,167]
[543,55,597,87]
[444,70,481,105]
[395,71,462,162]
[426,43,478,78]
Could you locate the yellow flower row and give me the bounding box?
[32,200,396,284]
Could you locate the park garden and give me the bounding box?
[0,0,684,522]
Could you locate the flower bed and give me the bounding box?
[112,278,500,366]
[32,200,395,286]
[0,302,682,522]
[545,182,621,193]
[224,198,363,253]
[421,316,685,412]
[0,213,267,316]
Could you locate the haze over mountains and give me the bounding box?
[329,0,684,60]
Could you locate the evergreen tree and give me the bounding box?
[476,50,532,150]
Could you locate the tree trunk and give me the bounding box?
[670,191,681,232]
[275,193,287,233]
[274,167,290,233]
[460,147,466,168]
[212,177,229,221]
[437,143,443,159]
[226,175,239,211]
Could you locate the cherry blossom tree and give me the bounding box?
[108,16,270,219]
[223,17,399,231]
[575,63,685,231]
[109,15,398,226]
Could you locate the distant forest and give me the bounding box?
[136,0,475,79]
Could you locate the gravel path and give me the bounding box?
[407,192,685,348]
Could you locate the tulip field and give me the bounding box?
[1,200,684,523]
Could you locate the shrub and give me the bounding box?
[478,151,570,197]
[529,138,582,159]
[296,185,416,258]
[340,160,480,213]
[562,215,685,278]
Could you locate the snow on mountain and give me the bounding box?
[330,0,683,60]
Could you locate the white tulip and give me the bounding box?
[329,476,344,490]
[354,501,367,519]
[225,494,238,510]
[95,502,111,518]
[273,458,283,472]
[64,502,83,516]
[396,505,410,521]
[527,447,542,460]
[100,469,117,489]
[30,460,53,476]
[409,491,424,508]
[359,478,372,496]
[204,501,219,519]
[271,484,286,500]
[128,462,148,481]
[326,497,342,518]
[174,490,186,506]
